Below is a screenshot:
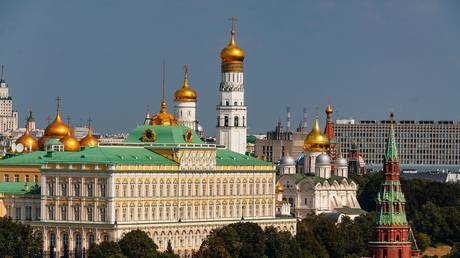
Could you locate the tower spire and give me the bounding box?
[385,112,398,163]
[0,65,4,81]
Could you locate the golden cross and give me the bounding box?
[56,96,61,112]
[229,16,237,31]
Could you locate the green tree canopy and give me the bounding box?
[0,216,41,257]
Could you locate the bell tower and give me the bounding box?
[216,17,247,154]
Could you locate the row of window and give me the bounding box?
[7,206,40,221]
[115,203,273,222]
[3,174,39,183]
[115,182,273,198]
[47,183,106,198]
[217,115,246,127]
[47,205,106,222]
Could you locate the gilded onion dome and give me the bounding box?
[325,104,333,114]
[44,111,69,138]
[149,98,177,126]
[220,18,245,62]
[174,65,197,102]
[304,115,329,152]
[60,131,81,151]
[15,127,38,152]
[80,127,98,147]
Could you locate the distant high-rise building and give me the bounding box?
[335,119,460,166]
[0,66,19,133]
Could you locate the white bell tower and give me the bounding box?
[174,65,197,130]
[216,17,247,154]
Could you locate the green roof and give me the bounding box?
[216,149,272,166]
[0,146,177,166]
[124,125,203,145]
[384,122,399,162]
[0,151,47,166]
[247,135,257,144]
[0,182,41,195]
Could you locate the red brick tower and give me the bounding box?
[368,113,419,258]
[324,104,337,170]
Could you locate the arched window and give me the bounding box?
[224,116,229,127]
[226,101,229,106]
[49,232,56,249]
[88,233,95,247]
[234,101,238,106]
[242,116,245,126]
[234,116,239,127]
[75,234,82,251]
[217,116,220,127]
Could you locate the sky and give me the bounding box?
[0,0,460,135]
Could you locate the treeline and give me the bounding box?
[88,230,179,258]
[352,172,460,247]
[194,216,374,258]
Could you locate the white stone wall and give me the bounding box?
[174,101,197,131]
[216,70,247,154]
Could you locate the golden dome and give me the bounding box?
[60,131,80,151]
[44,112,69,138]
[80,128,98,147]
[220,20,245,62]
[149,98,177,126]
[304,116,329,152]
[325,104,333,114]
[174,65,197,102]
[15,127,38,152]
[275,183,283,194]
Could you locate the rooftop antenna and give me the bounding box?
[66,115,71,127]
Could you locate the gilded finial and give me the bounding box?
[229,16,237,45]
[56,96,62,114]
[183,64,189,87]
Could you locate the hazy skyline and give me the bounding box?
[1,1,460,134]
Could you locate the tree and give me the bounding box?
[88,241,126,258]
[415,233,431,252]
[0,216,41,257]
[118,230,159,258]
[449,242,460,258]
[264,226,300,258]
[194,222,266,258]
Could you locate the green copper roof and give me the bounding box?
[44,146,177,165]
[216,149,272,166]
[124,125,203,145]
[0,151,47,166]
[0,147,177,166]
[247,135,257,144]
[384,120,399,162]
[0,182,41,195]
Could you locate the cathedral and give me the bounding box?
[0,20,296,257]
[276,105,363,219]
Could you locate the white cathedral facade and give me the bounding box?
[276,116,363,220]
